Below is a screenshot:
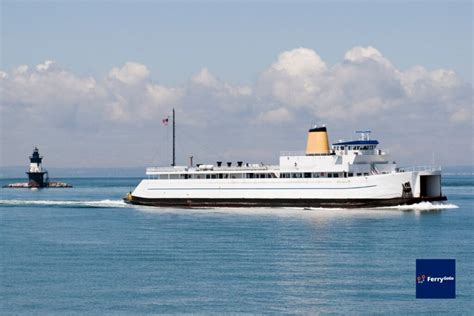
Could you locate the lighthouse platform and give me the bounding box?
[3,181,72,188]
[3,147,72,189]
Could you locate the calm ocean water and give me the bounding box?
[1,176,472,314]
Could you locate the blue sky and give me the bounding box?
[2,1,472,83]
[1,1,473,168]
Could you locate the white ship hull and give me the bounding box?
[128,170,445,208]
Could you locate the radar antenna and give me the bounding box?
[355,130,371,141]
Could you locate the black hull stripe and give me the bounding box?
[126,196,447,209]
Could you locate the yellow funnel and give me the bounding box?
[306,126,330,155]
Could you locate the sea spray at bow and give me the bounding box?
[383,201,458,210]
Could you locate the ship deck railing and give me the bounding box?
[279,150,390,156]
[146,167,187,173]
[280,151,338,156]
[146,165,280,174]
[280,151,307,156]
[397,166,441,172]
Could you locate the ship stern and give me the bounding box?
[413,169,446,201]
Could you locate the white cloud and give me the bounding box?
[106,94,128,122]
[2,61,99,109]
[344,46,393,68]
[271,47,327,76]
[146,84,183,105]
[108,62,150,85]
[191,67,252,98]
[36,60,56,72]
[400,66,463,99]
[257,46,472,124]
[13,65,28,75]
[258,48,327,108]
[258,46,405,118]
[258,107,293,123]
[1,47,472,167]
[1,51,470,128]
[0,60,182,127]
[350,97,388,115]
[450,108,471,123]
[192,68,219,88]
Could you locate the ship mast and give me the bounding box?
[172,108,176,167]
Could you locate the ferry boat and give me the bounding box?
[125,120,446,208]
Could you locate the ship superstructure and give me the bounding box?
[125,126,446,208]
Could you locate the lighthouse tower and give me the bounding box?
[26,147,47,187]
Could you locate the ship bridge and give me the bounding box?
[332,131,381,155]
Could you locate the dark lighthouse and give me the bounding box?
[26,147,48,187]
[3,147,72,188]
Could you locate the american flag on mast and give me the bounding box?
[162,116,169,126]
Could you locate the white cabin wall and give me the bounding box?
[132,172,419,200]
[279,155,346,172]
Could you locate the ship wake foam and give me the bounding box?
[0,199,126,208]
[381,201,458,211]
[0,200,458,213]
[135,201,458,218]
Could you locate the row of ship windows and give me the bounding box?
[280,172,369,178]
[149,172,371,180]
[333,145,376,151]
[151,173,276,179]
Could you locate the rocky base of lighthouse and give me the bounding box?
[3,181,73,188]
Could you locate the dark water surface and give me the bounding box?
[1,176,472,314]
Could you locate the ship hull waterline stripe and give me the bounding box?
[125,196,447,209]
[147,185,377,191]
